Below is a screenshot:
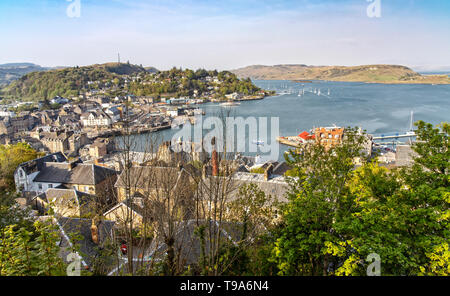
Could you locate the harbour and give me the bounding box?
[139,79,450,162]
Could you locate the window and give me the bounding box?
[38,184,42,190]
[48,184,53,189]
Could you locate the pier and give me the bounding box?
[372,133,416,140]
[276,137,302,148]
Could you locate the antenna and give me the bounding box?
[118,53,121,64]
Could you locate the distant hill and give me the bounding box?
[231,64,450,84]
[145,66,159,74]
[0,63,148,102]
[88,62,147,75]
[0,63,50,87]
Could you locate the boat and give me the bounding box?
[328,89,330,96]
[292,80,313,83]
[220,101,240,107]
[252,140,265,145]
[317,89,321,96]
[406,111,416,136]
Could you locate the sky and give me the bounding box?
[0,0,450,71]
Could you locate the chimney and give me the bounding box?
[202,165,207,179]
[264,164,274,181]
[211,137,219,177]
[91,219,99,245]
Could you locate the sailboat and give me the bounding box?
[317,89,321,96]
[328,89,330,96]
[406,111,415,136]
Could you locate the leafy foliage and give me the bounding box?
[0,220,67,276]
[270,122,449,276]
[0,143,40,194]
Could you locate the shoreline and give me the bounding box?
[252,78,450,85]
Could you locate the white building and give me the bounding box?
[81,110,113,127]
[14,152,67,192]
[50,96,69,105]
[0,110,15,117]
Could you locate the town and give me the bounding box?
[0,65,273,162]
[0,65,441,277]
[0,0,449,289]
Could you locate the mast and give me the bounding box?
[409,110,414,131]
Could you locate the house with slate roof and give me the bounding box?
[32,162,118,197]
[55,217,116,271]
[31,188,96,218]
[15,155,118,209]
[14,152,67,192]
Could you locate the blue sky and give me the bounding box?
[1,0,449,70]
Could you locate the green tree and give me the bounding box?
[0,143,39,194]
[271,127,368,275]
[323,121,449,276]
[0,220,67,276]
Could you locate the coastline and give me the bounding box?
[251,78,450,85]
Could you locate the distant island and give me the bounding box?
[231,64,450,84]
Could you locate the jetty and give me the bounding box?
[277,136,302,148]
[372,133,416,140]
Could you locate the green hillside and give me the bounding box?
[0,63,49,87]
[0,63,146,101]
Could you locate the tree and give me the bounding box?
[324,161,406,275]
[0,143,39,194]
[399,121,449,275]
[321,121,449,276]
[0,190,68,277]
[271,127,368,275]
[216,184,278,276]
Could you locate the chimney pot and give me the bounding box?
[212,150,219,176]
[91,219,99,245]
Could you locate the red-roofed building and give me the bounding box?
[298,131,315,142]
[298,131,310,140]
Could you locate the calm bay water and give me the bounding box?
[134,80,450,161]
